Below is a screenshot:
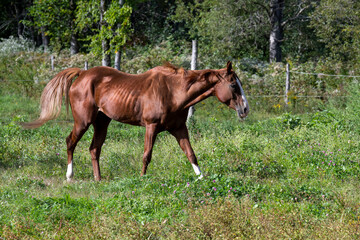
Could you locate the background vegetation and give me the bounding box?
[1,0,360,239]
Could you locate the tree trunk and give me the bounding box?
[269,0,284,63]
[14,3,24,37]
[114,0,124,70]
[70,34,79,55]
[41,26,49,53]
[102,40,111,67]
[69,0,79,55]
[100,0,111,66]
[114,50,121,70]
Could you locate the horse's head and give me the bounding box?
[214,61,249,119]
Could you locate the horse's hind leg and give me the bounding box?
[89,112,111,181]
[66,121,90,182]
[65,99,97,181]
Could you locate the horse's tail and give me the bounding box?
[22,68,83,129]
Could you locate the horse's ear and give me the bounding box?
[226,61,232,74]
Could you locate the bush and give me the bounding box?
[0,36,35,57]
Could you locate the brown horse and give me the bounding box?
[23,62,249,181]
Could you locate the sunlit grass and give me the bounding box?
[1,80,360,238]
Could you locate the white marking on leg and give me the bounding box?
[66,161,74,182]
[192,163,203,179]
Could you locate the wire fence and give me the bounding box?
[1,67,357,101]
[289,71,360,78]
[1,68,357,125]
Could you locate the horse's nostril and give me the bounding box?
[244,107,247,113]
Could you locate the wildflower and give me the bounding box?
[25,190,28,193]
[132,191,135,194]
[186,182,190,187]
[173,190,176,194]
[213,187,217,191]
[207,193,210,196]
[161,184,165,187]
[213,180,216,183]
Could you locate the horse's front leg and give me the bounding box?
[169,124,203,179]
[141,123,159,176]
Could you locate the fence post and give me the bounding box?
[84,61,88,70]
[187,39,197,121]
[285,63,290,105]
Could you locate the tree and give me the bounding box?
[70,0,79,55]
[24,0,78,53]
[269,0,284,62]
[0,0,32,39]
[310,0,360,62]
[114,0,125,70]
[100,0,111,66]
[173,0,314,64]
[76,0,132,67]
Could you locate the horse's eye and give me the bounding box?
[230,83,237,89]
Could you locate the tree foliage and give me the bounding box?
[23,0,74,51]
[76,0,132,57]
[0,0,359,65]
[173,0,318,65]
[310,0,360,62]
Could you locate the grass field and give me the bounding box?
[1,82,360,239]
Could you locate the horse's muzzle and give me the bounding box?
[236,104,249,119]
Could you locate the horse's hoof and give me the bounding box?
[195,175,204,181]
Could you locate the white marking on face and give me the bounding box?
[66,161,74,182]
[236,78,249,111]
[192,163,204,179]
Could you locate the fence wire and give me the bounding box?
[290,71,360,78]
[1,69,357,100]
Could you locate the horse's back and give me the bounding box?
[69,66,172,126]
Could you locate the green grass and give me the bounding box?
[1,83,360,239]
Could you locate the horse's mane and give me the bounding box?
[161,62,214,90]
[161,62,186,74]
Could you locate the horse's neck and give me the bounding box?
[181,70,219,109]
